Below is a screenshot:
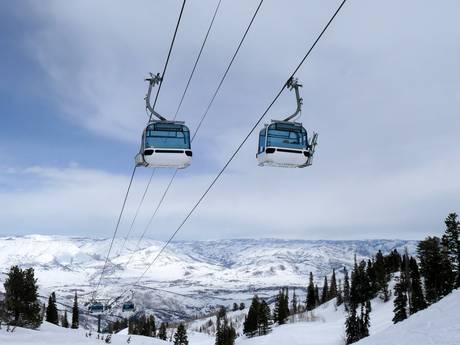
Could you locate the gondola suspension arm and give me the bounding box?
[283,77,303,122]
[145,72,167,121]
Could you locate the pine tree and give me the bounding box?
[282,288,289,321]
[3,266,41,328]
[442,213,460,287]
[345,306,360,344]
[392,281,407,323]
[321,276,329,304]
[232,303,238,312]
[46,292,59,325]
[336,279,344,306]
[385,249,402,273]
[418,236,447,304]
[366,259,377,297]
[149,315,156,337]
[408,257,427,314]
[345,262,371,344]
[291,289,297,314]
[272,290,288,325]
[71,291,79,329]
[440,240,455,296]
[374,250,389,302]
[306,272,316,311]
[243,295,260,337]
[215,314,236,345]
[258,300,271,335]
[329,269,338,300]
[173,323,188,345]
[158,323,167,340]
[361,301,371,337]
[343,268,351,311]
[61,310,69,328]
[314,285,320,306]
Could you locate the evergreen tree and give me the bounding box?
[418,236,449,304]
[392,281,407,323]
[408,257,427,314]
[158,323,167,340]
[366,259,377,297]
[173,323,188,345]
[61,310,69,328]
[46,292,59,325]
[345,305,360,344]
[3,266,41,328]
[149,315,156,337]
[329,269,338,300]
[343,268,351,311]
[215,314,236,345]
[283,288,289,321]
[232,303,238,312]
[291,289,298,314]
[442,213,460,287]
[243,295,260,337]
[345,260,371,344]
[217,306,226,319]
[374,250,390,302]
[258,300,271,335]
[272,289,289,325]
[440,240,455,296]
[71,291,79,329]
[336,279,344,306]
[321,276,329,304]
[385,249,402,273]
[350,260,371,307]
[314,285,320,306]
[360,302,370,338]
[306,272,316,311]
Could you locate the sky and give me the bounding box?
[0,0,459,241]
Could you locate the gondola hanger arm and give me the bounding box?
[283,77,303,122]
[145,72,167,121]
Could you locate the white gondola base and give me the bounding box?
[257,147,311,168]
[135,149,192,169]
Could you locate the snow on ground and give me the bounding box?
[356,289,460,345]
[0,321,168,345]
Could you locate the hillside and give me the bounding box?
[0,235,417,321]
[4,288,458,345]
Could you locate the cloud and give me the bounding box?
[1,151,459,240]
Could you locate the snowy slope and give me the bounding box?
[356,289,460,345]
[188,290,460,345]
[0,321,168,345]
[0,235,417,321]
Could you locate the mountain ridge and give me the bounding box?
[0,235,418,321]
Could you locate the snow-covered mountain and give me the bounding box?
[0,235,417,322]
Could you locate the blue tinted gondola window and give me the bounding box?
[266,123,307,149]
[145,123,191,149]
[258,129,266,153]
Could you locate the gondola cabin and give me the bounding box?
[256,121,317,168]
[135,121,192,169]
[89,302,104,315]
[122,301,135,313]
